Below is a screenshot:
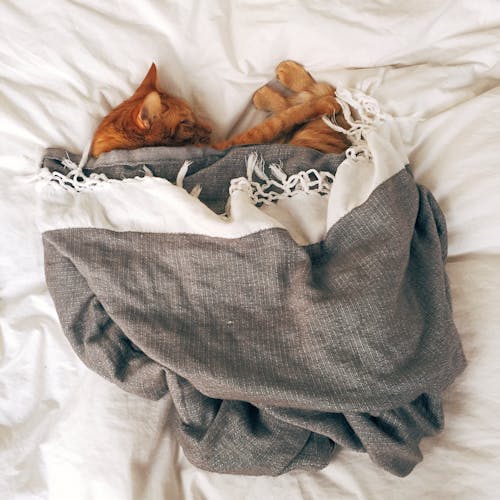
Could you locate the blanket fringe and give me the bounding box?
[230,153,335,206]
[230,87,386,206]
[39,154,201,198]
[322,87,387,161]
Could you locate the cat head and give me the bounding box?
[91,63,212,157]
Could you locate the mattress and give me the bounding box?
[1,1,500,499]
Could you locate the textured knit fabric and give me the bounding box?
[40,144,466,477]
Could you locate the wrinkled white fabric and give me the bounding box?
[1,1,500,499]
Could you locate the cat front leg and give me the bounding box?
[252,85,289,113]
[211,96,340,150]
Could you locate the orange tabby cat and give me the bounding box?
[91,62,347,157]
[91,64,212,157]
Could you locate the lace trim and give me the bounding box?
[322,87,386,161]
[229,153,335,206]
[230,87,386,206]
[37,140,109,191]
[38,147,201,197]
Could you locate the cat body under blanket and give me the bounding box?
[91,61,349,157]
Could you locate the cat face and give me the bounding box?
[91,63,212,157]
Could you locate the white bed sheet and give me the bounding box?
[1,1,500,499]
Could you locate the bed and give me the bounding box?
[1,1,500,499]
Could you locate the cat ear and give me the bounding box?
[135,63,159,94]
[135,91,162,130]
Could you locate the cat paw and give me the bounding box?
[314,95,341,116]
[252,85,288,112]
[276,60,315,92]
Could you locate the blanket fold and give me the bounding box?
[38,91,465,477]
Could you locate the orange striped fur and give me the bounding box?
[242,60,350,154]
[91,63,211,157]
[211,95,341,150]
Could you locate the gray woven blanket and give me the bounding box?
[38,95,465,477]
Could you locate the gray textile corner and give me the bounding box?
[41,145,466,477]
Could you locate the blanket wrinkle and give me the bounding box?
[40,143,465,477]
[38,90,465,477]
